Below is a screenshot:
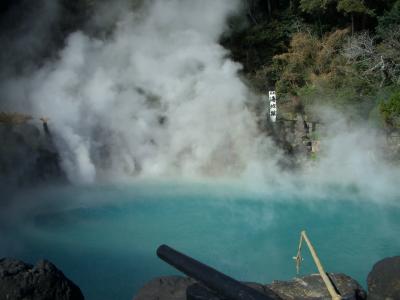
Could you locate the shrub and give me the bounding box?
[380,90,400,129]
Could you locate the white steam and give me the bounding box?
[0,0,399,204]
[23,0,272,183]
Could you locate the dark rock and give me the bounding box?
[186,283,223,300]
[133,276,196,300]
[186,282,282,300]
[267,273,366,300]
[0,258,84,300]
[261,111,321,170]
[367,256,400,300]
[134,273,367,300]
[0,122,66,190]
[134,276,282,300]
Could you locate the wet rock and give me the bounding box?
[267,273,366,300]
[367,256,400,300]
[0,258,84,300]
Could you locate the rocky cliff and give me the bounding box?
[0,115,65,192]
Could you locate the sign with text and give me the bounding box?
[269,91,277,122]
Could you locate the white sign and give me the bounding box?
[269,91,276,99]
[269,91,277,122]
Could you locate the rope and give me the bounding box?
[293,232,303,274]
[293,231,342,300]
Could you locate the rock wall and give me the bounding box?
[0,120,65,190]
[260,111,321,168]
[385,131,400,161]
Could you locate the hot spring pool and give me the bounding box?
[1,181,400,300]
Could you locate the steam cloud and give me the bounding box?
[2,0,272,183]
[0,0,399,203]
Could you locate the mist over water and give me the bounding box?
[1,182,400,300]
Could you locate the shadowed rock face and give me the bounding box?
[0,122,65,191]
[367,256,400,300]
[0,258,84,300]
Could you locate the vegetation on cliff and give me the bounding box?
[223,0,400,127]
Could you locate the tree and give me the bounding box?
[272,29,349,93]
[343,25,400,87]
[377,25,400,86]
[299,0,375,34]
[380,91,400,130]
[299,0,334,13]
[272,32,319,92]
[342,32,383,85]
[377,0,400,36]
[299,0,337,34]
[336,0,374,33]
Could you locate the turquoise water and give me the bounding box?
[1,181,400,300]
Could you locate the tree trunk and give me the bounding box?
[361,13,367,30]
[267,0,272,18]
[318,15,322,36]
[351,13,354,35]
[246,0,258,25]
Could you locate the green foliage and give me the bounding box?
[310,152,318,161]
[336,0,374,15]
[300,0,374,16]
[380,90,400,129]
[223,8,305,91]
[0,112,32,124]
[300,0,334,13]
[225,0,400,126]
[271,29,349,94]
[344,29,400,87]
[377,1,400,37]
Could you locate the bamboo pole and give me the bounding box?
[294,232,303,274]
[300,231,342,300]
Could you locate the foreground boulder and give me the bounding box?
[133,276,282,300]
[0,258,84,300]
[134,276,196,300]
[367,256,400,300]
[134,273,366,300]
[186,282,282,300]
[267,273,366,300]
